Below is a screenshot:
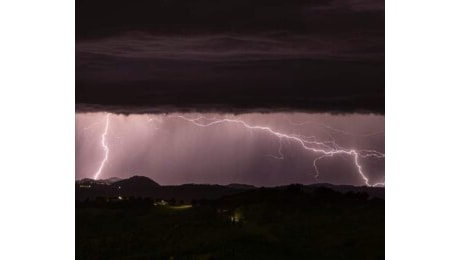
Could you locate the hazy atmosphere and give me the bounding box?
[76,112,384,186]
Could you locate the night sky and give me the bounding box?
[76,0,384,186]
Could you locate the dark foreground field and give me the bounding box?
[76,186,384,260]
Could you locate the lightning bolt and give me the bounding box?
[265,138,285,160]
[93,114,110,180]
[284,117,385,138]
[86,113,384,186]
[170,115,385,187]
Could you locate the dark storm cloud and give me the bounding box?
[76,0,384,40]
[76,0,384,114]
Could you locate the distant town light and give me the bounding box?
[154,200,169,206]
[169,205,192,210]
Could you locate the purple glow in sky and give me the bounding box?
[76,113,384,186]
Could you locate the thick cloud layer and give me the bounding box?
[76,0,384,39]
[76,0,384,114]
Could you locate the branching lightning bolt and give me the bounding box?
[283,116,385,137]
[171,115,385,187]
[265,138,285,160]
[86,113,384,186]
[93,114,110,180]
